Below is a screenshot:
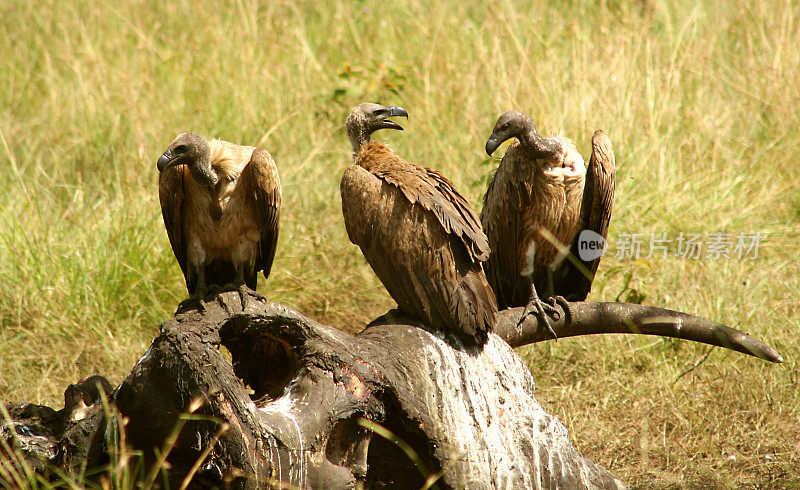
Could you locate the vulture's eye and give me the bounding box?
[174,145,188,153]
[374,109,389,118]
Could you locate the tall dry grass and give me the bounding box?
[1,0,798,486]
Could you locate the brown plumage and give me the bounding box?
[157,132,281,295]
[341,103,497,347]
[481,112,615,332]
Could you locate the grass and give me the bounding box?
[0,395,234,489]
[0,0,798,486]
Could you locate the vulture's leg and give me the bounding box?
[230,263,250,310]
[180,265,208,312]
[544,265,556,299]
[231,260,264,310]
[195,264,207,294]
[517,242,559,339]
[517,281,559,340]
[543,265,573,329]
[196,268,210,313]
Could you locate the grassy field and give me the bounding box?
[1,0,798,486]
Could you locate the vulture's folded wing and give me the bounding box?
[158,165,189,287]
[244,148,282,279]
[557,130,616,300]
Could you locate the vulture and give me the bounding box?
[157,132,281,296]
[481,111,615,336]
[341,103,497,347]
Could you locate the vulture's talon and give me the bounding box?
[542,317,558,341]
[518,296,559,340]
[548,296,573,326]
[179,294,207,314]
[235,283,260,312]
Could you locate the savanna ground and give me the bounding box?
[1,0,798,487]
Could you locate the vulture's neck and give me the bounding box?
[517,125,565,162]
[348,127,372,158]
[518,128,544,156]
[189,152,219,187]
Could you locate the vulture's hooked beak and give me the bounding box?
[157,150,176,172]
[380,106,409,131]
[485,135,503,156]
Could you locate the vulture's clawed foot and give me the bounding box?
[547,295,573,327]
[517,294,560,340]
[229,283,265,312]
[178,292,208,314]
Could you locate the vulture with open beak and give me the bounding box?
[157,132,281,296]
[481,112,615,337]
[341,103,497,347]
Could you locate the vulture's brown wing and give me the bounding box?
[555,130,615,300]
[341,163,496,347]
[158,165,190,288]
[480,144,535,309]
[242,148,282,280]
[422,167,491,261]
[369,153,490,263]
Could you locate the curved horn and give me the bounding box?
[494,302,783,363]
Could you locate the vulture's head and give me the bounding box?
[346,103,409,153]
[485,111,563,159]
[157,132,210,173]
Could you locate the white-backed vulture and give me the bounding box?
[157,132,281,295]
[341,103,497,347]
[481,112,615,336]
